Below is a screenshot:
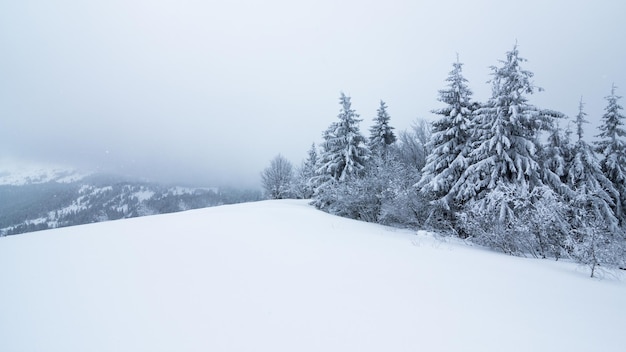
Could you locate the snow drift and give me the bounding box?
[1,200,624,352]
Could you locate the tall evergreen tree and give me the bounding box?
[594,84,626,223]
[566,99,622,276]
[317,92,370,182]
[368,100,396,159]
[570,98,620,220]
[450,44,547,205]
[419,55,474,209]
[312,93,369,211]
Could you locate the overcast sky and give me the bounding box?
[1,0,625,188]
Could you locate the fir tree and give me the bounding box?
[539,118,573,198]
[293,143,318,199]
[568,98,619,227]
[303,142,318,178]
[594,84,626,223]
[419,55,474,210]
[566,99,622,276]
[317,92,369,182]
[313,93,369,211]
[450,44,547,204]
[368,100,396,159]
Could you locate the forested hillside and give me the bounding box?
[0,170,261,236]
[264,45,626,277]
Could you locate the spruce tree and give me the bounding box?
[313,93,369,211]
[539,118,573,198]
[419,55,474,209]
[594,84,626,223]
[450,44,547,205]
[368,100,396,159]
[293,143,318,199]
[317,92,369,182]
[450,44,565,247]
[304,143,318,177]
[566,99,622,276]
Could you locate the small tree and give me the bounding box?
[378,155,428,228]
[395,120,432,173]
[292,143,318,199]
[566,200,621,278]
[368,100,397,159]
[261,154,294,199]
[539,119,574,198]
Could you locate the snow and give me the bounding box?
[0,200,624,352]
[132,190,155,202]
[0,161,89,185]
[169,186,194,195]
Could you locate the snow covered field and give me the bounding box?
[1,200,624,352]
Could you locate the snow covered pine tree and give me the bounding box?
[566,99,623,276]
[292,143,318,199]
[594,84,626,225]
[312,93,370,212]
[418,55,475,231]
[368,100,397,160]
[452,44,555,251]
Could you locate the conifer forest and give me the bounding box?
[262,44,626,277]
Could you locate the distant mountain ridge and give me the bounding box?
[0,165,261,236]
[0,163,90,186]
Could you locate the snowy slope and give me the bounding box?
[0,200,624,352]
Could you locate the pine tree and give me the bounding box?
[419,55,475,210]
[368,100,396,159]
[539,118,574,198]
[568,99,617,224]
[317,92,369,182]
[313,93,370,211]
[566,99,622,276]
[450,44,547,204]
[303,142,318,179]
[450,44,567,248]
[594,84,626,224]
[332,100,399,222]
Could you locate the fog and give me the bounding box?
[1,0,625,188]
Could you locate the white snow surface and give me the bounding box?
[0,200,624,352]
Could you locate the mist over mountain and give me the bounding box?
[0,164,262,236]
